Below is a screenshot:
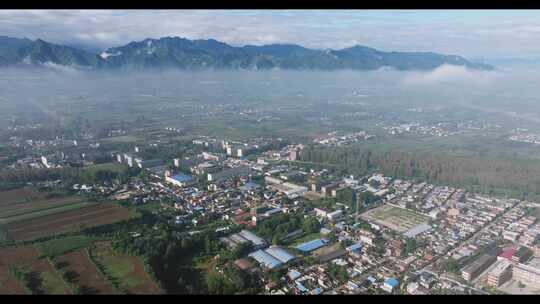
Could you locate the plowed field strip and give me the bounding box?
[7,204,119,230]
[0,197,83,218]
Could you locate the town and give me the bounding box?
[3,129,538,295]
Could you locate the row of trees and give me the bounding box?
[254,213,321,245]
[0,165,139,186]
[300,145,540,199]
[110,221,262,295]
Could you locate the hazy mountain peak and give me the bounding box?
[0,35,494,71]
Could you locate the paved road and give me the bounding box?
[418,200,521,274]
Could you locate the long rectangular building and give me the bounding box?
[249,250,283,270]
[486,260,512,287]
[248,246,296,270]
[238,230,266,248]
[207,166,252,182]
[461,254,496,282]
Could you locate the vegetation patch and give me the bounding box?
[36,235,98,257]
[88,242,161,294]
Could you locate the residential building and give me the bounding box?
[461,254,496,282]
[486,260,512,287]
[513,263,540,288]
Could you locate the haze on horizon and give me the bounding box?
[1,9,540,61]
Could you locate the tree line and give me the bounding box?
[300,145,540,200]
[0,165,139,186]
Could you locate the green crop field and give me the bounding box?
[89,242,161,294]
[36,235,99,258]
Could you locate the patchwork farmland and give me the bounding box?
[54,249,119,295]
[0,237,161,294]
[0,188,134,242]
[0,246,71,294]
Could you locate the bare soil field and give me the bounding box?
[0,196,84,219]
[0,245,40,265]
[6,204,132,241]
[0,188,45,206]
[0,245,70,294]
[0,265,29,294]
[55,249,118,295]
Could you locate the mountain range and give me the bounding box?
[0,35,494,71]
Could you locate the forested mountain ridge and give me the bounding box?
[0,35,494,71]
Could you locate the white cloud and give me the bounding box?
[1,10,540,58]
[401,64,502,86]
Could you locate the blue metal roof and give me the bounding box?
[403,224,432,238]
[240,182,260,191]
[288,270,301,280]
[249,250,282,269]
[170,173,193,182]
[346,242,363,252]
[239,230,266,246]
[384,278,399,287]
[265,246,295,263]
[296,282,308,293]
[296,238,329,252]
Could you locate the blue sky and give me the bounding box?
[0,10,539,59]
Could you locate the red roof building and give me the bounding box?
[498,248,516,262]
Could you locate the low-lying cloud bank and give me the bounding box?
[401,64,503,87]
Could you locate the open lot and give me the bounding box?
[89,242,162,294]
[360,204,429,232]
[303,191,323,201]
[498,278,540,295]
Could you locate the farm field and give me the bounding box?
[360,204,429,233]
[0,265,29,294]
[55,249,119,295]
[0,196,87,220]
[5,203,134,241]
[89,242,162,294]
[0,246,71,294]
[36,235,99,257]
[0,201,99,225]
[0,188,46,206]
